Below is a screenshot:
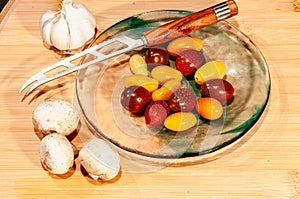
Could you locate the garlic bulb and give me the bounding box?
[40,0,96,53]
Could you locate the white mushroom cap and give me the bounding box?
[32,99,80,136]
[79,138,121,181]
[39,133,74,174]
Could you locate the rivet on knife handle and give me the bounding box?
[142,0,238,46]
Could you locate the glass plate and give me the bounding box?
[75,10,270,165]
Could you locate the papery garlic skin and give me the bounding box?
[40,0,96,52]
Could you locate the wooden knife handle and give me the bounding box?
[142,0,238,46]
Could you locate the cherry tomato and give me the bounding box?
[194,61,227,85]
[120,86,152,114]
[164,112,197,131]
[200,79,234,104]
[167,36,203,57]
[196,97,223,120]
[168,88,197,112]
[145,46,169,65]
[123,74,159,92]
[176,49,206,76]
[144,101,170,126]
[129,54,148,75]
[152,79,181,101]
[151,65,182,83]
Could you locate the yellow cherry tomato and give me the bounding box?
[194,60,226,85]
[167,36,203,57]
[123,74,159,92]
[196,97,223,120]
[164,112,197,131]
[129,54,148,76]
[152,79,181,101]
[151,65,182,83]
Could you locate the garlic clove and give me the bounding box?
[73,3,96,27]
[68,19,95,50]
[39,133,74,175]
[63,3,96,49]
[40,10,57,46]
[50,14,71,51]
[65,14,92,49]
[76,3,96,28]
[79,138,121,181]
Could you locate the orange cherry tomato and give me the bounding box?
[167,36,203,57]
[196,97,223,120]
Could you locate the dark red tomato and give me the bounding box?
[144,101,170,126]
[200,79,234,104]
[145,46,169,65]
[121,86,152,113]
[175,49,206,76]
[168,88,197,112]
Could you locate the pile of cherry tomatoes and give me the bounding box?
[120,35,234,132]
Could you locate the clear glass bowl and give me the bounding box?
[75,10,270,166]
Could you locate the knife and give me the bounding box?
[19,0,238,95]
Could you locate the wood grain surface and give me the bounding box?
[1,0,300,198]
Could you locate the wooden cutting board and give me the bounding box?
[1,0,300,198]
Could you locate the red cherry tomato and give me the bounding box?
[144,101,170,126]
[145,46,169,65]
[168,88,197,112]
[176,49,206,76]
[121,86,152,113]
[200,79,234,104]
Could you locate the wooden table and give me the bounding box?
[1,0,300,198]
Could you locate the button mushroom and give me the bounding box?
[39,133,74,174]
[32,99,80,136]
[79,138,121,181]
